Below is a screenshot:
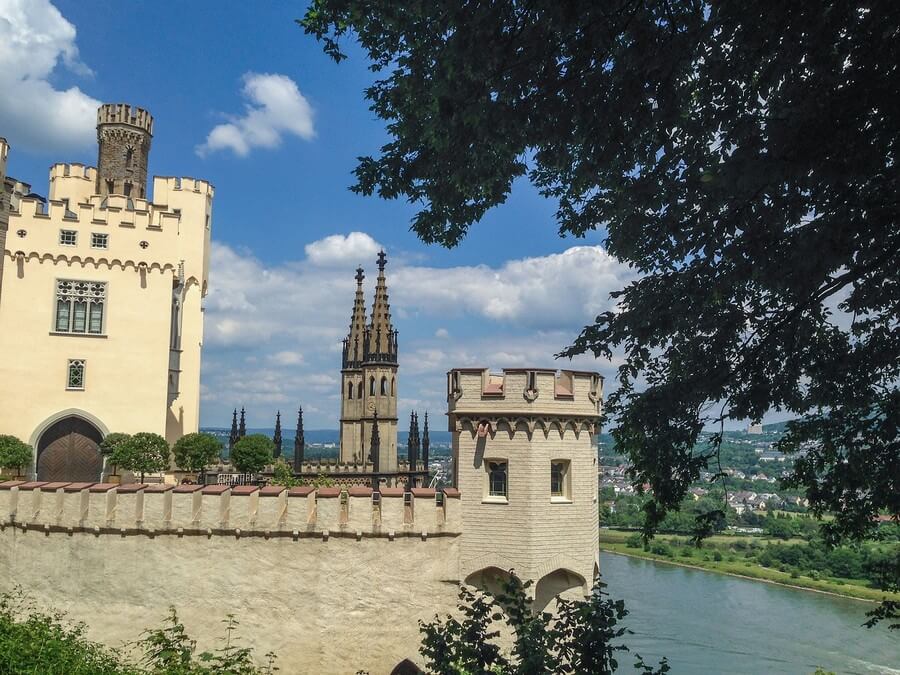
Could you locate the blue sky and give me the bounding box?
[3,1,778,432]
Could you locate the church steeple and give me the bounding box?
[366,250,397,363]
[229,409,239,451]
[342,266,367,368]
[294,407,305,471]
[273,411,282,458]
[238,407,246,438]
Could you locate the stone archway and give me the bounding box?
[533,568,587,612]
[390,659,423,675]
[36,416,104,482]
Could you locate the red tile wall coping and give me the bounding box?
[231,485,259,495]
[17,481,48,491]
[63,482,95,492]
[348,486,373,497]
[259,486,285,497]
[0,480,26,490]
[172,484,204,494]
[411,488,436,498]
[144,484,174,493]
[316,487,341,498]
[379,487,405,497]
[89,483,118,493]
[115,484,147,494]
[200,485,230,495]
[40,482,72,491]
[288,486,314,497]
[442,488,461,498]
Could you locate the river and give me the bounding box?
[600,552,898,675]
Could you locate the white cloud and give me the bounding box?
[0,0,100,153]
[304,232,381,266]
[200,234,632,427]
[197,73,314,157]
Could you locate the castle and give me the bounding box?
[0,104,602,674]
[0,104,211,482]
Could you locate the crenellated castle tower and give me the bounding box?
[339,251,398,473]
[95,104,153,199]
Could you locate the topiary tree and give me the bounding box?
[172,432,222,478]
[231,434,274,475]
[0,435,33,479]
[98,433,131,477]
[111,432,170,483]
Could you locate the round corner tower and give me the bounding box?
[95,103,154,199]
[448,367,603,611]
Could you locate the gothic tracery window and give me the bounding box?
[67,359,85,390]
[54,280,106,334]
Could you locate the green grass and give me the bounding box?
[599,540,900,603]
[600,528,806,547]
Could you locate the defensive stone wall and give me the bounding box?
[0,480,463,673]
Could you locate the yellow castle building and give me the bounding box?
[0,104,212,482]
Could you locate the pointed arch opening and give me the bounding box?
[347,381,354,399]
[380,376,388,395]
[369,376,375,396]
[391,377,396,396]
[534,568,587,613]
[357,381,364,399]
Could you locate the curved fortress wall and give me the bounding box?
[0,482,461,674]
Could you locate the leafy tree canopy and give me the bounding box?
[99,433,131,457]
[231,435,274,475]
[300,0,899,562]
[0,435,32,473]
[112,432,170,482]
[172,433,222,474]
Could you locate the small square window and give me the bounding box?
[67,359,85,390]
[59,230,77,246]
[91,232,108,249]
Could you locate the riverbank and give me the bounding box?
[599,536,900,603]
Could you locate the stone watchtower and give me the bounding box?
[95,103,154,199]
[339,251,399,473]
[448,368,603,611]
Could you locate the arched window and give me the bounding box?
[125,147,134,168]
[357,381,363,399]
[347,381,354,399]
[487,461,507,498]
[391,377,395,396]
[369,376,375,396]
[380,376,388,395]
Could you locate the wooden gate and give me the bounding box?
[36,417,104,482]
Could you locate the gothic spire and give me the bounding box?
[238,407,246,438]
[407,410,417,467]
[344,266,367,367]
[367,250,396,360]
[422,411,430,476]
[229,408,239,451]
[294,407,305,471]
[273,411,283,458]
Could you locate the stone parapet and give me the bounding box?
[0,481,461,538]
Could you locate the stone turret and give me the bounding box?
[95,103,153,199]
[448,367,603,610]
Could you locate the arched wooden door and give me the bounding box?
[36,417,104,482]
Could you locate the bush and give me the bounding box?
[713,550,723,562]
[271,458,298,487]
[650,542,672,557]
[172,433,221,474]
[0,435,33,476]
[231,435,274,474]
[625,535,643,549]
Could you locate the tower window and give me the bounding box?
[125,147,134,168]
[391,377,395,396]
[59,230,77,246]
[357,381,363,399]
[348,381,354,399]
[380,376,387,395]
[485,461,508,502]
[369,376,375,396]
[66,359,85,390]
[551,460,571,501]
[54,279,106,335]
[106,179,114,194]
[91,233,108,249]
[123,183,132,197]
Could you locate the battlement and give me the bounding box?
[49,163,97,182]
[0,481,461,539]
[447,368,602,424]
[97,103,154,135]
[153,176,215,199]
